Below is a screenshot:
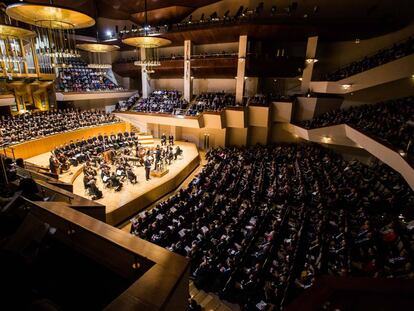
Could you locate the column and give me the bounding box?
[235,35,248,105]
[301,36,318,94]
[141,48,152,98]
[183,40,192,102]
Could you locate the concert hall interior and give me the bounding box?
[0,1,414,311]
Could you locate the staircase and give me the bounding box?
[137,133,154,146]
[189,281,239,311]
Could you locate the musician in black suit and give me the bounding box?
[174,145,183,160]
[49,155,57,174]
[161,133,167,146]
[168,134,174,145]
[144,158,152,181]
[154,145,161,170]
[126,167,137,184]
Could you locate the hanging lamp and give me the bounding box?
[6,1,95,70]
[121,0,171,73]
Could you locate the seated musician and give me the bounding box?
[168,134,174,145]
[84,161,97,176]
[126,167,137,184]
[109,172,123,191]
[135,143,145,166]
[101,167,111,184]
[57,153,70,172]
[161,133,167,146]
[174,145,183,160]
[87,178,103,200]
[116,161,126,181]
[49,154,58,174]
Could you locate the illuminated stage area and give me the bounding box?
[27,140,200,225]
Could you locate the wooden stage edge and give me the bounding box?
[107,153,201,227]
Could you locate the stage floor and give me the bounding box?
[27,140,200,224]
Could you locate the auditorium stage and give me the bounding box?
[27,140,200,226]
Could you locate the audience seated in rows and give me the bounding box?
[130,90,187,114]
[57,58,123,92]
[117,4,267,39]
[322,36,414,81]
[300,96,414,155]
[131,143,414,310]
[247,95,269,106]
[114,52,238,64]
[187,92,237,115]
[115,93,141,111]
[0,109,119,148]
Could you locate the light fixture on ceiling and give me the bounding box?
[341,84,352,90]
[77,43,120,70]
[122,0,171,73]
[6,2,95,70]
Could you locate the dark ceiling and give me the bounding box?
[3,0,414,44]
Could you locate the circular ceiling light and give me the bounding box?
[6,3,95,29]
[122,36,171,48]
[76,43,120,53]
[0,24,35,39]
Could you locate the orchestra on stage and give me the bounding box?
[49,132,183,200]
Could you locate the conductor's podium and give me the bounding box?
[151,168,169,178]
